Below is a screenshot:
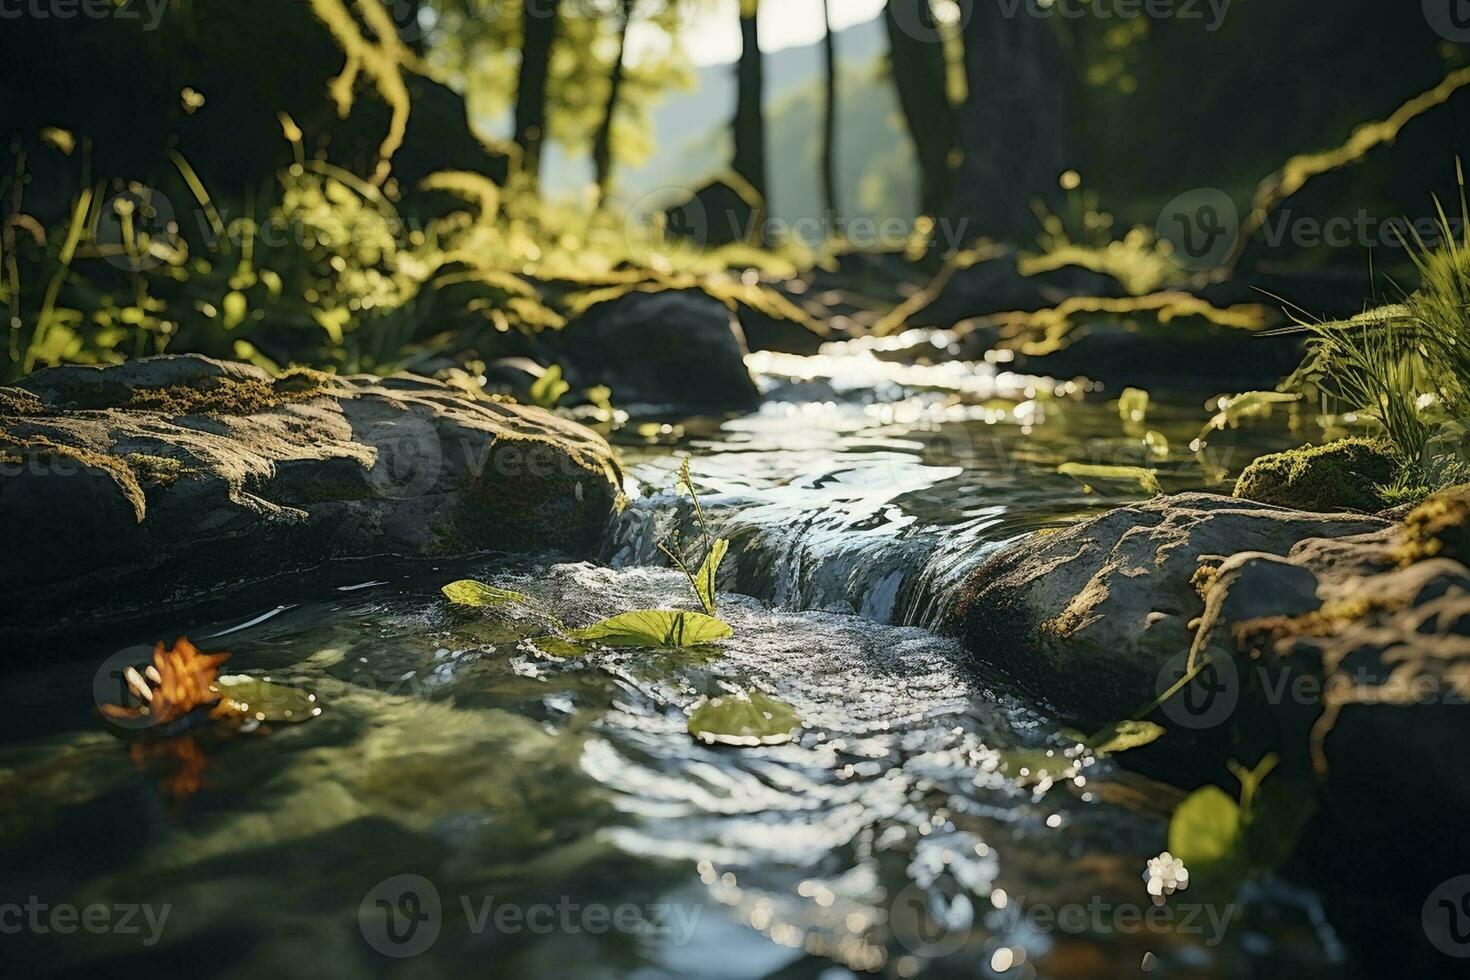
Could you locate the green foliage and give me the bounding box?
[442,461,733,652]
[571,609,732,648]
[687,691,802,747]
[426,0,692,181]
[1083,719,1165,755]
[1166,755,1315,896]
[1281,171,1470,491]
[658,459,730,616]
[443,581,535,608]
[528,364,571,409]
[1169,785,1241,870]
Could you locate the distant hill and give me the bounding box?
[541,13,912,226]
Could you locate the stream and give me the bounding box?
[1,335,1355,978]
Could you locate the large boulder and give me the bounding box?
[553,289,761,412]
[942,493,1387,726]
[945,487,1470,873]
[1197,534,1470,870]
[0,355,623,637]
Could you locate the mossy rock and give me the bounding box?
[1233,439,1398,513]
[1396,485,1470,566]
[0,355,624,638]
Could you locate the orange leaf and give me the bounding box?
[101,637,231,726]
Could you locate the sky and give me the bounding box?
[634,0,889,66]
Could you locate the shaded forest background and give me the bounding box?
[2,0,1468,381]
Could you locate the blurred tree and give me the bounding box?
[883,0,954,217]
[947,5,1072,239]
[426,0,689,195]
[514,0,564,189]
[732,0,768,205]
[821,0,838,222]
[591,0,636,207]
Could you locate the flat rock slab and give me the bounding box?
[943,492,1387,725]
[0,355,623,635]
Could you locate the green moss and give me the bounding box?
[125,376,330,416]
[1395,484,1470,566]
[1233,438,1399,513]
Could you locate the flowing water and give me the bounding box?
[1,335,1355,978]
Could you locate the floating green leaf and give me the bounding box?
[213,675,321,724]
[1057,462,1162,494]
[995,747,1078,786]
[688,691,802,746]
[442,580,535,609]
[573,610,733,649]
[693,538,729,615]
[529,364,570,409]
[1086,719,1166,755]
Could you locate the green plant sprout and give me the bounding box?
[441,459,733,649]
[658,458,731,616]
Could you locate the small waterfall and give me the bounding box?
[598,335,1068,630]
[602,488,1009,631]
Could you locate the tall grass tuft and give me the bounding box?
[1285,165,1470,495]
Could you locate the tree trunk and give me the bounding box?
[821,0,838,222]
[947,6,1074,241]
[592,0,634,208]
[883,0,954,217]
[514,0,563,190]
[732,3,768,206]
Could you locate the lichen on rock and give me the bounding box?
[1394,483,1470,566]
